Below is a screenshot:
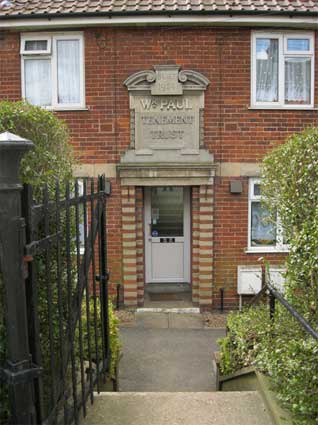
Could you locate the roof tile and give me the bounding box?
[0,0,317,17]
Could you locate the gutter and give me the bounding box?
[0,10,317,30]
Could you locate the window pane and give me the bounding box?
[285,57,311,104]
[25,59,51,106]
[57,39,80,104]
[253,184,261,197]
[287,39,310,52]
[151,187,183,237]
[251,202,276,246]
[256,38,279,102]
[25,40,48,51]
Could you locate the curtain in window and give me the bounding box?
[57,39,80,104]
[25,59,51,106]
[285,57,311,104]
[251,203,276,246]
[25,40,48,51]
[256,39,278,102]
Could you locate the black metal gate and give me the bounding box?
[0,136,111,425]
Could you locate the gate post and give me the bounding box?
[0,132,37,424]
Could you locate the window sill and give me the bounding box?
[248,105,317,111]
[49,106,89,112]
[245,249,289,254]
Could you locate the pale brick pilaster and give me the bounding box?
[135,187,145,305]
[121,186,138,306]
[198,184,214,309]
[191,187,200,304]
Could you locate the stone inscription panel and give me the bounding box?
[151,66,183,95]
[132,94,203,152]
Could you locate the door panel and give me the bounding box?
[145,186,190,283]
[152,242,184,280]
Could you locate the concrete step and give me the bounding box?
[83,391,274,425]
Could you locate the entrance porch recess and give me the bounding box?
[118,65,216,309]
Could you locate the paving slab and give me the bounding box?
[119,328,225,392]
[169,313,203,329]
[135,312,169,328]
[83,392,274,425]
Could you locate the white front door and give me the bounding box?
[145,187,190,283]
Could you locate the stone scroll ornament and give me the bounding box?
[124,65,210,153]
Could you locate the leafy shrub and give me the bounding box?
[219,305,318,424]
[218,305,271,376]
[262,127,318,322]
[81,297,122,380]
[219,128,318,424]
[0,100,73,187]
[108,302,121,379]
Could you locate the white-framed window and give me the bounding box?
[21,32,85,110]
[248,178,288,252]
[251,31,315,108]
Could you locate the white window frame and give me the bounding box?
[20,35,52,55]
[77,179,86,255]
[251,31,315,109]
[21,32,85,110]
[247,178,288,253]
[70,179,86,254]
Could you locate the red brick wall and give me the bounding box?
[1,27,318,309]
[213,177,286,309]
[2,28,317,162]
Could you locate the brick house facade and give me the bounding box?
[0,1,317,310]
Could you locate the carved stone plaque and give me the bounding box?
[151,65,183,95]
[133,94,200,152]
[124,65,209,156]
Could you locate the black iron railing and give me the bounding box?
[250,267,318,342]
[0,134,112,425]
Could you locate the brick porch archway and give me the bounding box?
[120,182,214,311]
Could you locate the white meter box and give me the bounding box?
[237,266,262,295]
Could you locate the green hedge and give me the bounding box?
[219,128,318,425]
[0,100,73,187]
[219,306,318,424]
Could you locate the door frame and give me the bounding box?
[144,186,191,284]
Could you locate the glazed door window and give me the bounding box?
[151,187,184,237]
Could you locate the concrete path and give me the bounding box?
[119,327,225,391]
[119,312,225,392]
[85,392,274,425]
[82,311,274,425]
